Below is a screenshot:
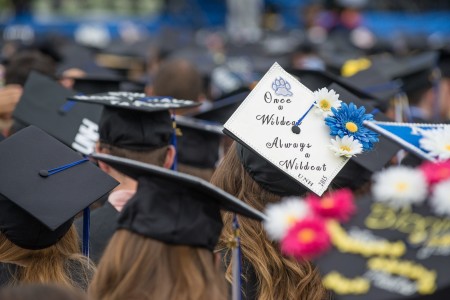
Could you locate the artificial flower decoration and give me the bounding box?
[420,160,450,185]
[264,197,310,241]
[419,127,450,161]
[430,179,450,216]
[325,102,379,151]
[329,136,363,158]
[313,87,342,117]
[307,188,356,222]
[281,218,331,260]
[372,166,428,208]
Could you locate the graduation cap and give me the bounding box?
[12,71,104,155]
[91,153,266,250]
[69,92,200,151]
[315,191,450,300]
[340,67,402,107]
[189,88,251,125]
[0,126,118,250]
[73,76,122,94]
[287,68,385,111]
[175,115,224,169]
[223,62,382,196]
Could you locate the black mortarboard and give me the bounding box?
[287,68,384,111]
[0,126,118,250]
[189,89,251,125]
[381,52,439,97]
[12,71,104,155]
[315,193,450,300]
[69,92,200,150]
[340,68,402,108]
[91,153,266,250]
[73,76,122,94]
[176,116,223,169]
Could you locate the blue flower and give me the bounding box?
[324,102,379,151]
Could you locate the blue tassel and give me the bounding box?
[170,114,178,171]
[39,158,89,177]
[232,214,242,300]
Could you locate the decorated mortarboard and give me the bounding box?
[189,88,250,125]
[12,71,103,155]
[0,126,118,250]
[363,121,450,163]
[175,115,224,169]
[68,92,200,150]
[264,160,450,299]
[223,62,380,196]
[91,153,266,249]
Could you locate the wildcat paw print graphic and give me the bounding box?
[272,77,293,97]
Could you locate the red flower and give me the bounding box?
[420,161,450,185]
[306,188,355,222]
[280,218,331,260]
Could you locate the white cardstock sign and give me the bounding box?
[224,62,349,196]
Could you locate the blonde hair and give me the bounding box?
[0,225,95,290]
[89,230,227,300]
[211,142,328,300]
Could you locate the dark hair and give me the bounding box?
[4,50,56,86]
[152,58,202,101]
[0,284,86,300]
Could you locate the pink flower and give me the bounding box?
[306,189,356,222]
[420,160,450,186]
[280,218,331,260]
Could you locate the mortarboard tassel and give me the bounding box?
[231,214,242,300]
[39,158,89,177]
[291,103,315,135]
[170,114,178,171]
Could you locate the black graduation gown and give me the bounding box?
[75,201,119,264]
[221,249,259,299]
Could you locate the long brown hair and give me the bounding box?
[89,230,227,300]
[211,142,328,300]
[0,225,94,290]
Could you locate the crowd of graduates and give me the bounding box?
[0,1,448,299]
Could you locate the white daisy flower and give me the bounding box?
[329,136,363,158]
[420,127,450,161]
[313,87,342,117]
[372,166,428,209]
[430,179,450,217]
[264,197,310,241]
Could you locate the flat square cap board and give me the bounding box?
[68,92,200,113]
[12,71,103,155]
[0,126,118,249]
[224,62,352,196]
